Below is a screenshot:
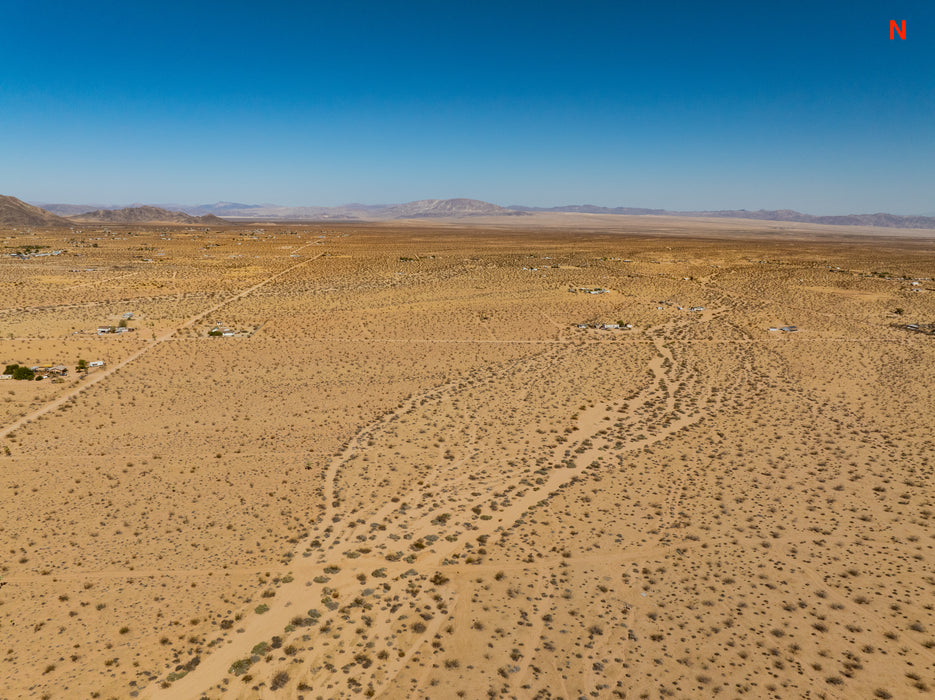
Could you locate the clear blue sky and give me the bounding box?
[1,0,932,213]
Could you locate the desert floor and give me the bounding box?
[0,218,934,700]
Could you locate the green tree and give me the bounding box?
[11,366,34,381]
[76,359,88,372]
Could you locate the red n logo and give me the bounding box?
[890,20,906,40]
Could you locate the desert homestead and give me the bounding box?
[569,286,609,294]
[208,322,237,337]
[902,322,935,336]
[97,325,133,335]
[574,321,633,331]
[2,363,68,380]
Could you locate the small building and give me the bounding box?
[0,374,12,380]
[97,326,112,335]
[88,360,104,368]
[28,365,66,378]
[690,306,705,312]
[781,326,798,332]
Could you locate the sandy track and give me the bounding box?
[0,245,324,439]
[144,310,742,699]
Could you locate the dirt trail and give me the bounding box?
[67,270,141,290]
[0,246,324,439]
[144,308,741,699]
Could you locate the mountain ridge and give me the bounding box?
[70,206,227,225]
[507,204,935,229]
[16,196,935,229]
[0,195,73,227]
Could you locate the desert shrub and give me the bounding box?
[229,658,252,675]
[270,671,289,690]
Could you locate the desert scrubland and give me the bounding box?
[0,217,933,700]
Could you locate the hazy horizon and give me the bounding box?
[24,196,935,219]
[2,1,933,214]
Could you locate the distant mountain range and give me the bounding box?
[37,198,522,222]
[168,198,522,220]
[70,206,227,225]
[507,204,935,229]
[381,198,524,218]
[13,195,935,229]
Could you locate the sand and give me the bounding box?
[0,218,933,699]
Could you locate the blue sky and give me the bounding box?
[1,1,932,213]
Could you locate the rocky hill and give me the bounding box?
[0,196,72,227]
[70,206,227,225]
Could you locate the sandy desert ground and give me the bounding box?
[0,216,934,699]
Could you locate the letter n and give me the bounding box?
[890,20,906,40]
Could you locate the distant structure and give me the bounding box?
[569,287,608,294]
